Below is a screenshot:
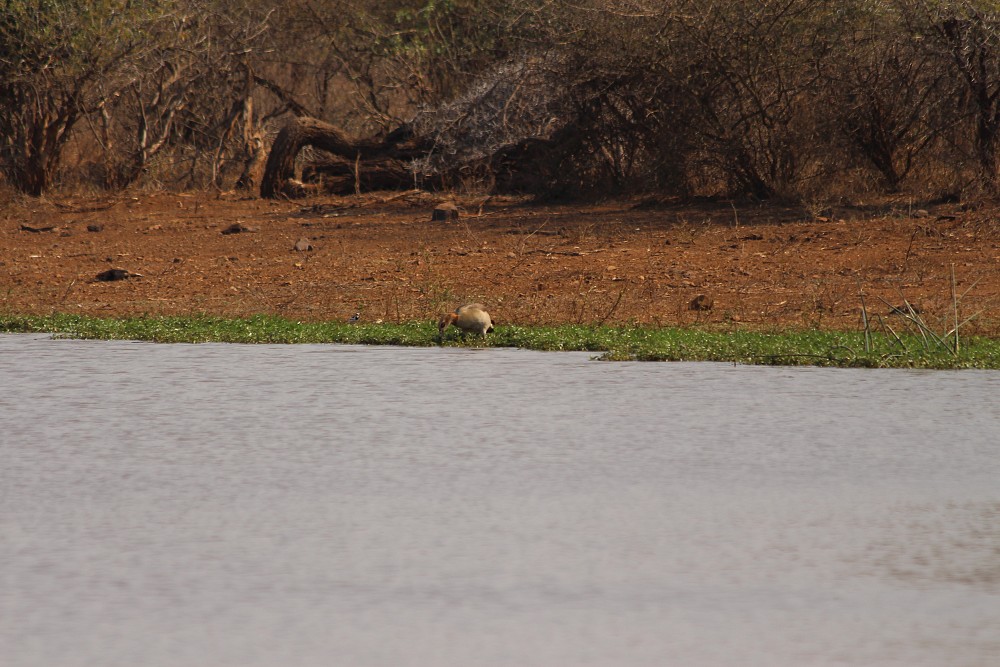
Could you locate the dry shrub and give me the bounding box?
[9,0,1000,203]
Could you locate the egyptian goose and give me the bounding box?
[438,303,494,337]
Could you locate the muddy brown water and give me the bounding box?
[2,333,999,667]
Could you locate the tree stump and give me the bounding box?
[432,202,460,221]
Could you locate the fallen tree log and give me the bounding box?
[260,117,430,198]
[302,157,418,195]
[259,115,584,199]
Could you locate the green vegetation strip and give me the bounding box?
[3,314,1000,369]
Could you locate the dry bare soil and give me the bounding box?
[3,190,1000,335]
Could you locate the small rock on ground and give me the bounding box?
[689,294,714,311]
[96,268,131,281]
[221,222,257,235]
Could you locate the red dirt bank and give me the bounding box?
[2,191,999,335]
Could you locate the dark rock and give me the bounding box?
[87,224,103,232]
[20,224,56,233]
[96,268,131,282]
[689,294,714,311]
[221,222,257,235]
[432,202,460,222]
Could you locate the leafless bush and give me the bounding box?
[8,0,1000,201]
[893,0,1000,188]
[408,55,569,170]
[95,2,274,189]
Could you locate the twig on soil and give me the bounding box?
[59,279,77,305]
[596,285,627,326]
[506,219,551,275]
[525,248,604,257]
[52,200,121,213]
[476,196,493,217]
[301,189,424,216]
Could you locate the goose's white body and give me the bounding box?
[439,303,494,336]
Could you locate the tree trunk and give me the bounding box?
[2,99,77,196]
[236,132,266,191]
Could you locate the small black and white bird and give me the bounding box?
[347,312,361,323]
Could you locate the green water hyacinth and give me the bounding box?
[3,314,1000,369]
